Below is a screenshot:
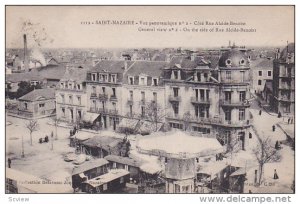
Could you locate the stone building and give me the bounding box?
[250,58,273,94]
[86,60,135,130]
[272,43,295,115]
[18,88,56,118]
[164,46,252,150]
[56,68,89,123]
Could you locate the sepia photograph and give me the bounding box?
[4,5,295,196]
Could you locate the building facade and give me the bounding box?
[272,43,295,115]
[250,58,273,94]
[56,68,88,123]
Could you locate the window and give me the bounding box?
[141,106,145,117]
[284,104,291,113]
[239,91,246,102]
[153,92,157,102]
[140,77,145,85]
[129,91,133,100]
[240,71,245,82]
[173,87,179,97]
[225,71,231,80]
[112,88,116,97]
[258,80,262,85]
[77,110,82,119]
[39,103,45,108]
[225,91,231,102]
[129,77,134,85]
[69,95,73,104]
[258,71,262,76]
[62,108,65,117]
[102,87,106,94]
[24,103,28,110]
[77,96,81,105]
[268,71,272,77]
[77,84,80,90]
[129,105,133,116]
[91,73,97,81]
[200,89,205,100]
[239,109,245,121]
[153,78,158,86]
[141,91,145,101]
[61,94,65,103]
[92,86,96,94]
[111,74,116,83]
[170,123,183,129]
[60,82,64,88]
[225,109,231,121]
[172,103,179,115]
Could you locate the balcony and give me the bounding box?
[110,95,118,101]
[99,93,108,101]
[279,84,294,90]
[220,99,250,107]
[89,107,109,114]
[191,97,211,105]
[127,98,134,105]
[90,93,97,98]
[168,95,181,102]
[109,109,118,115]
[140,99,146,106]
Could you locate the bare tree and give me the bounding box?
[144,102,166,132]
[182,111,192,131]
[252,137,281,185]
[25,120,39,146]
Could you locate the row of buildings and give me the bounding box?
[56,45,253,151]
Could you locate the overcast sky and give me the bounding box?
[6,6,294,49]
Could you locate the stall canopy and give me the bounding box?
[230,167,246,177]
[138,121,163,134]
[197,162,228,179]
[118,118,140,129]
[83,112,99,123]
[70,132,93,141]
[139,162,162,175]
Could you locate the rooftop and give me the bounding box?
[104,155,141,167]
[89,60,135,73]
[18,88,55,101]
[137,131,224,158]
[72,158,109,175]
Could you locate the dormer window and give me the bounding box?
[140,77,146,85]
[240,58,245,65]
[77,84,81,90]
[111,74,116,83]
[128,76,134,85]
[60,82,64,88]
[69,83,72,89]
[91,73,97,81]
[152,78,158,86]
[225,59,232,66]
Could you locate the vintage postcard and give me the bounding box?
[5,5,295,196]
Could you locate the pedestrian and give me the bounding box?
[259,110,262,115]
[272,125,276,132]
[275,141,280,150]
[273,169,279,180]
[216,154,218,161]
[291,118,293,124]
[70,129,73,137]
[8,158,11,168]
[288,118,290,124]
[278,112,282,118]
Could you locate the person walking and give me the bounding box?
[272,125,276,132]
[288,118,290,124]
[8,158,11,168]
[273,169,279,180]
[259,110,262,115]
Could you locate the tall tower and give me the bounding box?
[217,45,252,151]
[23,34,29,71]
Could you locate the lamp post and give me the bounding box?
[21,135,25,158]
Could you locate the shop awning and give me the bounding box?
[118,118,140,129]
[83,112,99,123]
[139,121,163,133]
[230,167,246,177]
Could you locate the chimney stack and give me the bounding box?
[23,34,29,71]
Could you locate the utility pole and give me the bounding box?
[21,135,25,158]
